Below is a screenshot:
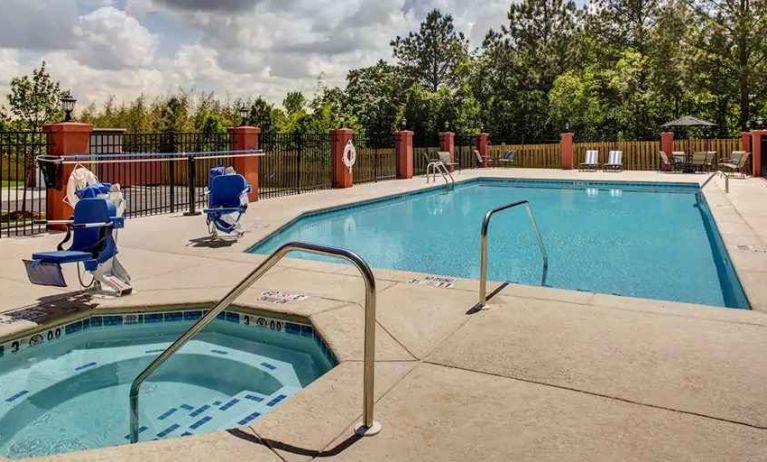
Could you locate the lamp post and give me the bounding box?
[61,92,76,122]
[238,104,249,126]
[401,117,407,130]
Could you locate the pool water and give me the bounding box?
[0,311,335,459]
[250,179,748,309]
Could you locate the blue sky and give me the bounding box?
[0,0,513,107]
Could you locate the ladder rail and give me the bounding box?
[128,241,381,443]
[426,161,454,189]
[478,200,548,307]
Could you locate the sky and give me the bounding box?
[0,0,511,108]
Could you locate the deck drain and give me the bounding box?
[259,290,309,304]
[407,276,455,289]
[737,244,767,253]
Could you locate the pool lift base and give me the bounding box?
[354,420,382,437]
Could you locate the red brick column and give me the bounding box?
[741,131,752,153]
[331,128,354,188]
[476,133,489,167]
[660,131,674,171]
[560,132,574,170]
[228,126,261,202]
[752,130,766,177]
[439,131,455,171]
[394,130,414,179]
[42,122,93,230]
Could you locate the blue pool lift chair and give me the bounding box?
[24,195,132,296]
[204,167,251,239]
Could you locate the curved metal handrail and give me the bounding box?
[128,242,381,443]
[478,200,548,307]
[426,161,454,188]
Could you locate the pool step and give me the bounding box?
[139,387,299,442]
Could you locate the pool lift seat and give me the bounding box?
[204,166,251,239]
[24,194,132,296]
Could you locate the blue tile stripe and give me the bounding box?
[266,394,286,407]
[189,416,212,430]
[124,426,147,440]
[189,404,209,417]
[157,408,178,420]
[179,404,194,411]
[210,349,228,355]
[244,394,264,402]
[157,423,180,438]
[5,390,28,402]
[219,398,239,411]
[74,362,97,371]
[238,411,261,426]
[260,362,276,370]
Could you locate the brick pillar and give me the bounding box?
[752,130,766,177]
[394,130,414,179]
[476,132,489,167]
[560,132,574,170]
[228,126,261,202]
[660,131,675,171]
[42,122,93,230]
[439,131,455,171]
[742,131,752,153]
[331,128,354,188]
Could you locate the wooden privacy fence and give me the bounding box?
[488,142,560,168]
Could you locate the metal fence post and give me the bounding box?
[183,154,200,216]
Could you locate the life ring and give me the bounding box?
[342,140,357,170]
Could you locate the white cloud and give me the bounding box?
[0,49,21,97]
[73,6,158,70]
[0,0,79,50]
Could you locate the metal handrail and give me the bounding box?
[426,161,454,188]
[478,200,548,307]
[699,170,729,195]
[128,242,381,443]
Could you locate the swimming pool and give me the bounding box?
[0,310,335,459]
[249,178,748,309]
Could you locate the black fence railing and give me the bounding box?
[0,131,49,238]
[353,134,396,184]
[259,132,332,199]
[87,131,233,218]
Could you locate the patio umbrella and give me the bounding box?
[661,116,716,154]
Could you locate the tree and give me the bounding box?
[690,0,767,129]
[345,60,406,140]
[6,61,63,130]
[248,97,275,134]
[390,9,469,92]
[283,92,306,115]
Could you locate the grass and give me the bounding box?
[1,180,21,188]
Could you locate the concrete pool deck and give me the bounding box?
[0,169,766,460]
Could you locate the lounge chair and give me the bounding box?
[720,152,751,178]
[498,150,517,167]
[474,149,492,167]
[579,150,598,171]
[437,151,459,172]
[604,150,623,171]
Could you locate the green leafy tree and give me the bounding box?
[283,92,306,115]
[7,61,63,130]
[345,60,406,140]
[390,9,469,92]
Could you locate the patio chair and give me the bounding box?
[659,151,682,173]
[720,152,751,178]
[579,150,599,171]
[672,151,691,172]
[603,150,623,172]
[691,151,714,172]
[204,166,251,239]
[474,149,492,167]
[718,151,745,169]
[437,151,459,172]
[498,150,517,167]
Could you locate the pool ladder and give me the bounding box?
[477,200,549,307]
[426,161,454,189]
[127,242,382,444]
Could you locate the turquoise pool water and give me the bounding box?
[250,178,748,309]
[0,311,335,459]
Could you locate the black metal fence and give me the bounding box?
[353,133,397,184]
[88,131,233,218]
[0,131,48,238]
[259,132,333,199]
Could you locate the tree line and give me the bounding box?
[2,0,765,143]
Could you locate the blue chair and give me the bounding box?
[204,167,250,238]
[25,197,131,295]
